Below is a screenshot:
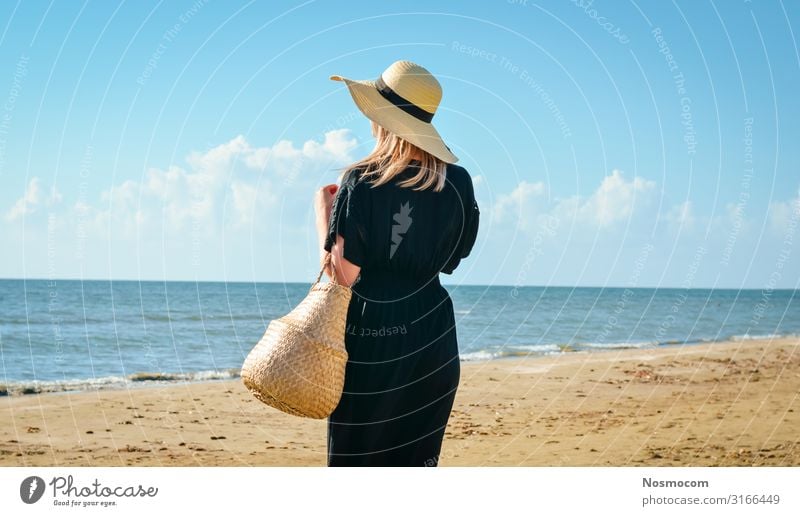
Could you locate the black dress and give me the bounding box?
[323,161,479,467]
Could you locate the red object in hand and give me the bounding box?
[328,185,338,195]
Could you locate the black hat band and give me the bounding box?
[374,75,434,123]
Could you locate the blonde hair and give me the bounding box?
[342,121,447,192]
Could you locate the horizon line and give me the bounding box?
[0,277,796,292]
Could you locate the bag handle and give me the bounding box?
[314,252,340,285]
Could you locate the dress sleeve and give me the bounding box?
[441,175,480,275]
[323,173,369,267]
[454,169,479,259]
[458,197,480,259]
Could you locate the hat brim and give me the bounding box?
[330,75,458,164]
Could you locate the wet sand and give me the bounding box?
[1,337,798,466]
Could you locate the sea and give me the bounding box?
[0,279,797,395]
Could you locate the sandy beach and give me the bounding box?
[1,337,798,466]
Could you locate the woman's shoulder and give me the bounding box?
[446,163,475,194]
[446,162,470,178]
[340,166,370,189]
[340,162,474,194]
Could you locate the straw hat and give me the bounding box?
[330,60,458,163]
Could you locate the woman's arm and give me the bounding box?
[314,185,361,287]
[314,185,336,267]
[329,234,361,286]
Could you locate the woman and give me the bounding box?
[314,60,479,466]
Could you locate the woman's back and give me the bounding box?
[325,161,479,297]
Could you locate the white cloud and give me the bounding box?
[186,134,251,173]
[493,169,656,234]
[569,169,656,227]
[492,180,546,226]
[229,179,280,229]
[70,130,357,238]
[194,128,359,174]
[183,130,357,176]
[304,129,359,163]
[5,177,62,221]
[768,188,800,234]
[230,181,258,228]
[664,200,695,229]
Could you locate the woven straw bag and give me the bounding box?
[241,254,352,419]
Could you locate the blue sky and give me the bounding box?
[1,0,798,289]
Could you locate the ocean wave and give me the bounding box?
[458,339,681,362]
[459,344,570,361]
[101,312,273,324]
[0,368,241,396]
[730,333,788,341]
[573,340,660,350]
[456,333,800,365]
[459,350,498,361]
